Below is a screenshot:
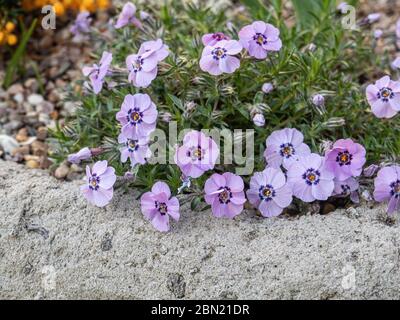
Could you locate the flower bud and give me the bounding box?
[252,113,265,127]
[261,82,273,94]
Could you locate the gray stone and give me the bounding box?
[0,160,400,299]
[27,94,44,107]
[0,135,19,154]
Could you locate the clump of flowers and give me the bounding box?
[57,2,400,233]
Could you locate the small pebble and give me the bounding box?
[54,164,70,179]
[15,128,29,142]
[27,94,44,106]
[26,159,40,169]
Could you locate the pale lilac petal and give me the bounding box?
[259,200,283,217]
[387,196,400,215]
[223,172,244,192]
[263,167,286,188]
[248,41,267,59]
[151,181,171,199]
[264,38,282,51]
[167,197,180,221]
[238,25,254,43]
[142,103,158,123]
[273,185,293,208]
[371,100,397,118]
[264,146,282,168]
[92,188,113,207]
[99,167,116,189]
[230,192,247,205]
[389,95,400,111]
[252,21,267,34]
[225,202,244,218]
[292,182,314,202]
[222,40,242,55]
[93,160,108,175]
[219,56,240,73]
[264,23,280,41]
[151,213,170,232]
[205,174,226,194]
[311,179,334,200]
[376,75,390,89]
[134,69,158,88]
[211,198,225,218]
[200,54,222,76]
[246,189,260,207]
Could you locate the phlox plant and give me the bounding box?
[52,0,400,231]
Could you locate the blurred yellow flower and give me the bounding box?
[7,34,18,46]
[5,22,15,33]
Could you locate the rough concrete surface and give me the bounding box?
[0,160,399,300]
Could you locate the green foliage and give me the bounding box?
[3,19,37,88]
[53,0,400,194]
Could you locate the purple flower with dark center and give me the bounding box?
[174,130,219,179]
[115,2,142,29]
[247,167,292,217]
[324,139,366,180]
[68,147,92,164]
[118,132,151,167]
[70,12,92,41]
[238,21,282,59]
[82,51,112,94]
[366,76,400,119]
[287,153,334,202]
[199,40,242,76]
[374,166,400,215]
[80,160,116,207]
[333,177,359,203]
[116,93,158,138]
[140,182,180,232]
[264,128,311,169]
[126,39,169,88]
[201,32,230,47]
[204,173,246,218]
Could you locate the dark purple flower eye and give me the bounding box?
[253,32,267,46]
[390,180,400,198]
[377,87,394,102]
[218,187,232,204]
[279,143,295,158]
[336,150,353,166]
[258,184,276,201]
[302,168,321,186]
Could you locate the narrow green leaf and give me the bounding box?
[3,18,37,88]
